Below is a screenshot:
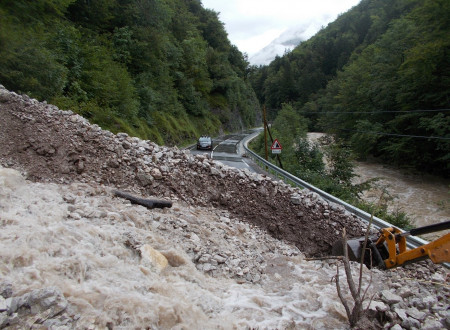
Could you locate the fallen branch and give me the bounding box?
[113,190,172,209]
[306,256,343,261]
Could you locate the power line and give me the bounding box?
[329,128,450,140]
[300,109,450,115]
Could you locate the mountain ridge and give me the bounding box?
[249,22,323,65]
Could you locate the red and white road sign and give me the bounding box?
[271,139,282,154]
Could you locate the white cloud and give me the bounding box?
[202,0,361,56]
[235,29,285,55]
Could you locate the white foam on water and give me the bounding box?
[1,166,381,328]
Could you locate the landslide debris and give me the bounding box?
[1,85,449,330]
[0,84,366,256]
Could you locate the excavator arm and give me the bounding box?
[334,220,450,269]
[375,227,450,269]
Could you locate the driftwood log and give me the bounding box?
[113,190,172,209]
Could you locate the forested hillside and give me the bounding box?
[0,0,260,145]
[249,0,449,177]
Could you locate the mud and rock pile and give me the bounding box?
[0,84,366,257]
[0,85,448,329]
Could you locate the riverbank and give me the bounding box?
[353,161,449,240]
[307,132,450,240]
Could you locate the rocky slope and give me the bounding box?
[0,85,448,329]
[0,85,368,258]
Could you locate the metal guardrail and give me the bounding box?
[243,136,432,251]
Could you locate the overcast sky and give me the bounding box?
[201,0,361,57]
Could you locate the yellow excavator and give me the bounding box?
[333,220,450,269]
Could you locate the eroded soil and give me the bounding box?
[0,86,367,257]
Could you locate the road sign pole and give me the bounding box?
[270,137,283,169]
[263,106,268,161]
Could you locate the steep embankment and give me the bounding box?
[0,85,367,257]
[0,85,448,329]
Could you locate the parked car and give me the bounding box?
[196,136,213,150]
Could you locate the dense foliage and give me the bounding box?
[249,0,449,177]
[0,0,260,145]
[250,104,412,229]
[251,104,364,201]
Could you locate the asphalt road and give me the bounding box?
[188,128,267,174]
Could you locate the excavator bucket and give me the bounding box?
[332,235,387,268]
[332,220,450,269]
[332,237,364,262]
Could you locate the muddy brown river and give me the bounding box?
[308,133,450,240]
[353,161,449,239]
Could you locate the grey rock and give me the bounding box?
[69,212,81,220]
[116,132,128,139]
[430,273,445,283]
[151,168,163,180]
[406,307,427,321]
[431,304,446,313]
[367,300,389,318]
[373,300,390,312]
[202,263,215,272]
[422,295,437,309]
[12,287,67,319]
[3,312,19,326]
[0,282,12,299]
[438,309,450,318]
[290,193,301,205]
[421,319,445,330]
[197,254,211,264]
[385,311,396,322]
[394,308,408,321]
[0,296,6,312]
[401,317,421,329]
[257,186,268,196]
[381,290,403,305]
[445,316,450,328]
[213,255,227,264]
[410,297,424,309]
[0,312,7,328]
[398,287,414,299]
[106,158,120,168]
[136,172,153,186]
[122,140,132,149]
[392,301,408,310]
[8,297,19,314]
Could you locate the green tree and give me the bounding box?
[0,0,261,146]
[293,137,325,181]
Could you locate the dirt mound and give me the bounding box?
[0,85,367,256]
